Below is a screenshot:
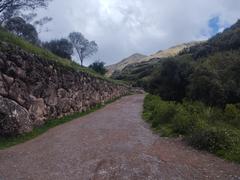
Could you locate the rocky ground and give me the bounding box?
[0,94,240,180]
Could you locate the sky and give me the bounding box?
[36,0,240,66]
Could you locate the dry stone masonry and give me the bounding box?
[0,42,129,137]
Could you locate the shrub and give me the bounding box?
[43,39,73,59]
[143,94,240,162]
[187,66,225,107]
[224,104,240,128]
[171,101,209,135]
[89,61,107,75]
[150,101,177,128]
[143,95,160,120]
[143,95,178,128]
[208,107,223,124]
[172,106,195,135]
[187,127,235,153]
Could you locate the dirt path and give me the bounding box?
[0,94,240,180]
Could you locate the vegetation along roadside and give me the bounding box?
[143,94,240,163]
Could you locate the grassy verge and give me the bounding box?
[0,96,124,150]
[143,94,240,163]
[0,27,127,86]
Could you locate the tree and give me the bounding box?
[33,16,52,33]
[43,39,73,59]
[0,0,51,23]
[21,13,52,33]
[148,59,192,101]
[89,61,107,75]
[69,32,98,66]
[187,66,225,107]
[4,16,39,44]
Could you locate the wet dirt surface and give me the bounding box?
[0,94,240,180]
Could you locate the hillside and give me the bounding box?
[133,19,240,163]
[139,41,201,63]
[113,20,240,87]
[106,53,147,77]
[107,41,200,77]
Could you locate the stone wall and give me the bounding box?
[0,42,129,137]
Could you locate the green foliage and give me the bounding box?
[147,50,240,107]
[111,59,158,85]
[43,38,73,59]
[89,61,107,75]
[187,66,225,106]
[224,104,240,128]
[188,127,236,153]
[143,94,240,163]
[4,17,39,44]
[117,19,240,163]
[171,105,196,135]
[150,101,176,128]
[114,20,240,107]
[148,59,193,101]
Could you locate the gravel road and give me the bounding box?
[0,94,240,180]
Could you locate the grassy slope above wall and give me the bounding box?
[0,27,126,85]
[143,94,240,163]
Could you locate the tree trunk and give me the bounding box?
[76,49,83,66]
[80,58,83,66]
[80,51,83,66]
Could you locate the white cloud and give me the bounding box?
[36,0,240,65]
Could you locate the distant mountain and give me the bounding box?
[138,42,200,63]
[106,53,147,77]
[107,41,200,77]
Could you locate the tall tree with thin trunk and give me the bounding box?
[69,32,98,66]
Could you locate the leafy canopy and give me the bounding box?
[43,38,73,60]
[4,16,38,44]
[89,61,107,75]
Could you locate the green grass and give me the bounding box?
[0,27,127,86]
[0,96,124,150]
[143,94,240,163]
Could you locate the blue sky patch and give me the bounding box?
[208,16,220,35]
